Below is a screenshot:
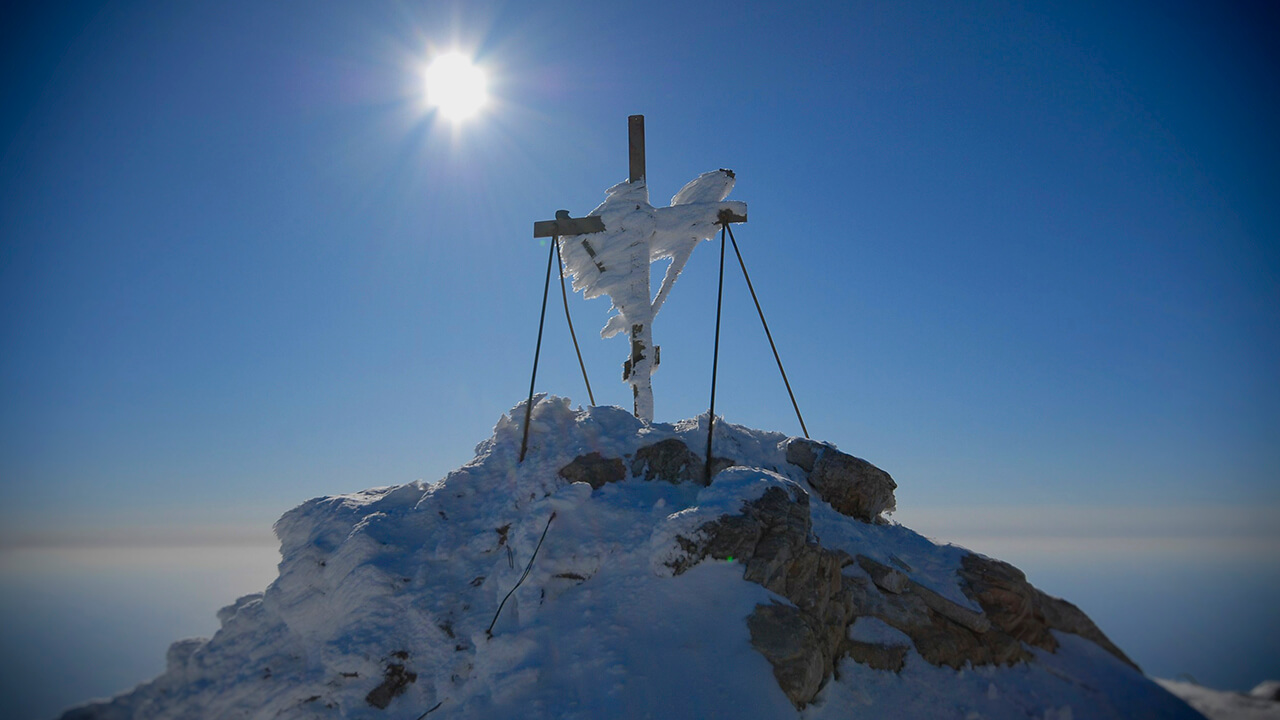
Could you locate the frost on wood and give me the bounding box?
[557,170,746,422]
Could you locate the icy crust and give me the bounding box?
[62,396,1201,720]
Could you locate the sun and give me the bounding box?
[424,52,488,121]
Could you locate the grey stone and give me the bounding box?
[558,452,626,489]
[1038,591,1137,670]
[631,438,703,484]
[959,553,1138,671]
[672,484,857,707]
[809,450,897,523]
[844,640,908,672]
[785,438,825,472]
[784,438,897,523]
[857,555,909,594]
[906,579,991,634]
[747,602,827,708]
[844,559,1027,670]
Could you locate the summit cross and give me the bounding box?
[535,115,747,422]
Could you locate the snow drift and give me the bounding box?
[61,397,1206,719]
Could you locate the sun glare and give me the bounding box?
[424,53,488,121]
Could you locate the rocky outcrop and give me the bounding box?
[959,553,1139,671]
[631,438,704,483]
[666,477,1139,707]
[843,560,1031,670]
[557,452,626,489]
[669,483,856,707]
[558,439,732,491]
[558,432,1132,708]
[785,438,896,523]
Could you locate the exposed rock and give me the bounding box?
[857,554,909,594]
[558,452,625,489]
[784,438,824,473]
[845,560,1027,670]
[671,483,856,707]
[959,553,1138,671]
[747,602,828,708]
[901,613,1029,669]
[707,455,738,479]
[668,475,1137,704]
[1038,589,1137,669]
[365,661,417,709]
[907,579,991,634]
[844,640,908,672]
[631,438,703,484]
[785,438,896,522]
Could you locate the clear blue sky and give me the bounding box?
[2,0,1276,532]
[3,1,1280,707]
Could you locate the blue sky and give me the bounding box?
[4,0,1275,527]
[1,0,1278,705]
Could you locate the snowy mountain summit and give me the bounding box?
[63,397,1205,719]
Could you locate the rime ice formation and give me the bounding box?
[62,397,1206,720]
[557,170,746,422]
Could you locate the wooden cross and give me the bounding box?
[535,115,746,422]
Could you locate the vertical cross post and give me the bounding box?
[628,115,645,183]
[625,114,651,419]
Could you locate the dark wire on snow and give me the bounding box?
[486,512,556,638]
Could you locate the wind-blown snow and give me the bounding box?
[62,397,1206,720]
[557,171,746,421]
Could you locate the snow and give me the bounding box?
[61,396,1209,719]
[557,171,747,421]
[1157,679,1280,720]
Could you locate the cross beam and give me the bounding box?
[533,209,606,238]
[532,115,746,422]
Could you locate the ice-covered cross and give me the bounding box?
[552,116,747,422]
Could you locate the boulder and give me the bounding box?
[631,438,704,484]
[784,438,824,472]
[558,452,626,490]
[785,438,896,523]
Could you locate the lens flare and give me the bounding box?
[424,52,488,121]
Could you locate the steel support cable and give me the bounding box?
[705,226,728,483]
[725,223,810,439]
[487,511,556,637]
[520,239,556,463]
[556,238,595,406]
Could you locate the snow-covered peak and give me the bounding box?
[62,397,1205,720]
